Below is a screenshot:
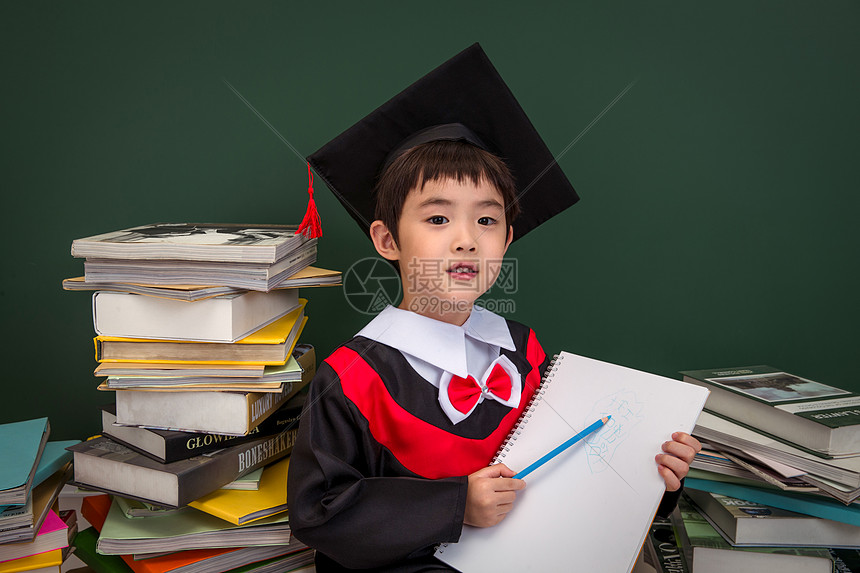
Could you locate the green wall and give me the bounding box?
[3,2,858,439]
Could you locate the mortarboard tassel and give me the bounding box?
[296,162,322,238]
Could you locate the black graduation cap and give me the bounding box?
[307,43,579,242]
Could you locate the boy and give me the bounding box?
[288,44,700,572]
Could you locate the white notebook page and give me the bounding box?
[436,351,709,572]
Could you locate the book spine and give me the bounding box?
[492,353,562,465]
[161,401,303,462]
[177,426,297,506]
[248,390,286,430]
[647,516,690,573]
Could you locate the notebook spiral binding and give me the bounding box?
[491,353,563,465]
[437,354,564,554]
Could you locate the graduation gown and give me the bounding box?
[287,318,548,571]
[287,315,684,571]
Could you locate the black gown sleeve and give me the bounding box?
[655,479,684,517]
[287,361,468,570]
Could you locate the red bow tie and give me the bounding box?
[447,363,512,415]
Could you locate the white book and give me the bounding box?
[93,289,299,342]
[113,378,306,436]
[435,351,709,573]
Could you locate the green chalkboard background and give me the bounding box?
[3,2,858,439]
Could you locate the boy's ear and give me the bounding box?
[370,220,400,261]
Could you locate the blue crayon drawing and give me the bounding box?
[583,390,644,473]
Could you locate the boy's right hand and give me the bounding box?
[464,463,525,527]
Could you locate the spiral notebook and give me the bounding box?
[435,351,709,572]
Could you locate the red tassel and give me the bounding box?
[297,163,322,238]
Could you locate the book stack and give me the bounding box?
[69,223,322,292]
[62,223,339,573]
[74,493,314,573]
[643,365,860,572]
[0,418,79,573]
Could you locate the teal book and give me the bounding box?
[685,476,860,527]
[33,440,78,487]
[0,418,50,506]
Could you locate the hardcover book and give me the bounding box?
[682,365,860,456]
[92,289,299,343]
[101,358,310,462]
[71,223,311,264]
[67,426,296,508]
[684,488,860,548]
[112,375,308,436]
[94,300,306,364]
[675,495,835,573]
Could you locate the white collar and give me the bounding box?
[356,305,515,378]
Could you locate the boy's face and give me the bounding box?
[371,177,513,324]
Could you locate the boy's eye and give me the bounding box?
[478,216,496,226]
[428,216,448,225]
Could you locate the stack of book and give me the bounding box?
[643,365,860,572]
[62,223,339,573]
[69,223,322,292]
[0,417,79,573]
[74,492,314,573]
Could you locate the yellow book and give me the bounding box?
[189,458,290,525]
[94,301,306,364]
[0,548,61,573]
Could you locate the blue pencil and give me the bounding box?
[514,415,611,479]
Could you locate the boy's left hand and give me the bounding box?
[655,432,701,492]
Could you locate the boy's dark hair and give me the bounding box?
[373,140,520,246]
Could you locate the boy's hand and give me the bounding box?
[464,464,525,527]
[655,432,701,492]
